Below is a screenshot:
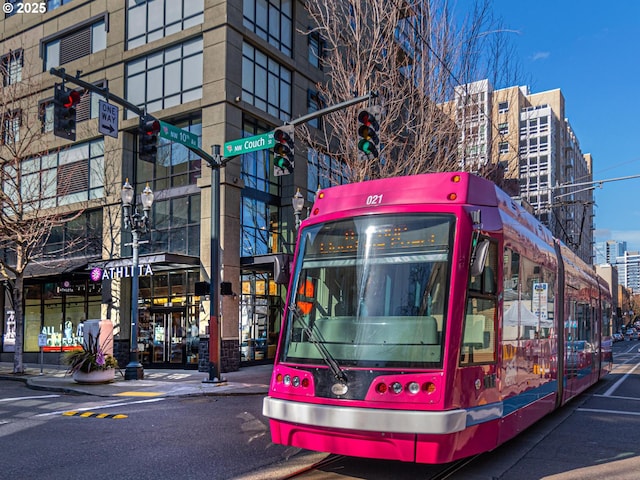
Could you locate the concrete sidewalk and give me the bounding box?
[0,362,272,398]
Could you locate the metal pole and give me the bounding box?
[125,223,144,380]
[205,145,224,383]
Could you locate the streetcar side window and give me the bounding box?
[461,238,497,365]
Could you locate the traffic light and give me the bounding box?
[53,83,81,141]
[138,115,160,162]
[273,124,294,176]
[357,106,381,158]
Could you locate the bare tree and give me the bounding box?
[300,0,523,184]
[0,50,88,373]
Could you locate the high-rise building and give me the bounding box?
[594,240,627,265]
[0,0,329,371]
[616,251,640,293]
[454,81,595,264]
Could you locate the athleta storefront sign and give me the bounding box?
[90,264,154,282]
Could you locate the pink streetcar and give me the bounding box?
[262,172,612,464]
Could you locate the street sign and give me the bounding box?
[224,132,274,157]
[38,334,47,348]
[98,100,119,138]
[159,120,199,148]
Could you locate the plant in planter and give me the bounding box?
[63,330,118,383]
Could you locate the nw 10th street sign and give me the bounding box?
[159,120,199,148]
[224,132,274,157]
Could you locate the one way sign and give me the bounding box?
[98,100,119,138]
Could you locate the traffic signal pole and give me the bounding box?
[50,65,375,380]
[288,91,376,128]
[49,67,226,381]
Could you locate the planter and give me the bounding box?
[72,369,115,384]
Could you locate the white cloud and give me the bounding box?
[531,51,550,61]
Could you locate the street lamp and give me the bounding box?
[292,188,305,230]
[121,179,154,380]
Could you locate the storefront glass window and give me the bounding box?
[22,280,102,353]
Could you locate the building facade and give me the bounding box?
[616,251,640,293]
[454,81,595,264]
[0,0,328,371]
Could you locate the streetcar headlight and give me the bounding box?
[391,382,403,394]
[292,376,300,387]
[283,374,291,386]
[407,382,420,394]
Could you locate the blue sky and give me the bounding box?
[491,1,640,250]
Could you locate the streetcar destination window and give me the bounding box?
[282,214,454,369]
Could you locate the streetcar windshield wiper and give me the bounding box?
[289,305,348,385]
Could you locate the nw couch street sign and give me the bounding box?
[224,132,274,156]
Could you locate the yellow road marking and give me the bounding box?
[114,391,163,397]
[61,411,128,419]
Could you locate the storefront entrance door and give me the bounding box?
[147,308,187,367]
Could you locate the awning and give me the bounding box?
[21,256,101,279]
[88,252,200,273]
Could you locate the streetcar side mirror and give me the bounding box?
[470,239,490,277]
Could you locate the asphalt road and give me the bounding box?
[0,383,295,480]
[2,340,640,480]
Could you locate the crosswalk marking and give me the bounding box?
[0,394,60,403]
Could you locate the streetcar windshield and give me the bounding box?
[282,214,454,369]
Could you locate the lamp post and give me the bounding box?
[121,179,154,380]
[292,188,305,230]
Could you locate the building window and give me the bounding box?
[127,0,204,50]
[8,0,76,16]
[308,31,325,68]
[499,142,509,154]
[307,90,322,129]
[43,17,107,71]
[498,122,508,135]
[140,194,201,257]
[241,197,278,257]
[241,117,279,195]
[498,101,509,113]
[137,117,202,190]
[47,0,74,11]
[2,110,21,145]
[307,149,346,203]
[240,116,281,257]
[1,49,23,85]
[44,210,103,258]
[242,43,292,121]
[19,138,105,208]
[126,37,203,115]
[243,0,292,57]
